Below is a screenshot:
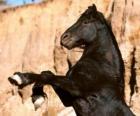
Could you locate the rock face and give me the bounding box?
[0,0,139,115]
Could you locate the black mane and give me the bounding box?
[97,12,125,86]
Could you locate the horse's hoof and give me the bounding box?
[8,74,23,85]
[32,95,46,110]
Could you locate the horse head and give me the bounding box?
[61,4,105,49]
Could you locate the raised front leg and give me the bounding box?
[52,86,74,106]
[8,72,40,87]
[33,71,74,106]
[31,83,47,110]
[8,71,81,106]
[32,84,74,107]
[40,71,81,97]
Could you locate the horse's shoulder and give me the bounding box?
[66,59,99,81]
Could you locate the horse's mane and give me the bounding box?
[80,4,124,65]
[97,11,125,80]
[82,4,124,78]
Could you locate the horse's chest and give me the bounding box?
[66,61,94,78]
[66,67,85,82]
[66,64,99,89]
[66,64,80,79]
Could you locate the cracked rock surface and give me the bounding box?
[0,0,139,115]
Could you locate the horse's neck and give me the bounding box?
[83,26,123,76]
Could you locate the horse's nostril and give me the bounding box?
[62,33,69,39]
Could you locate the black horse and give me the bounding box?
[9,4,134,116]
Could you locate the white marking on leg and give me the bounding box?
[34,96,45,109]
[11,74,22,85]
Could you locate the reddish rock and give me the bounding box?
[0,0,139,115]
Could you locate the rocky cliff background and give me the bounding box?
[0,0,139,116]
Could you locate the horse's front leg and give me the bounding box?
[32,83,74,109]
[8,72,47,109]
[31,83,47,110]
[8,72,41,87]
[40,71,82,97]
[8,71,81,106]
[31,71,74,107]
[9,71,81,97]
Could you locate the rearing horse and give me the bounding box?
[9,4,134,116]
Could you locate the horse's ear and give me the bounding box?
[88,4,97,13]
[92,4,97,12]
[87,4,97,18]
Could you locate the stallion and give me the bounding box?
[9,4,134,116]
